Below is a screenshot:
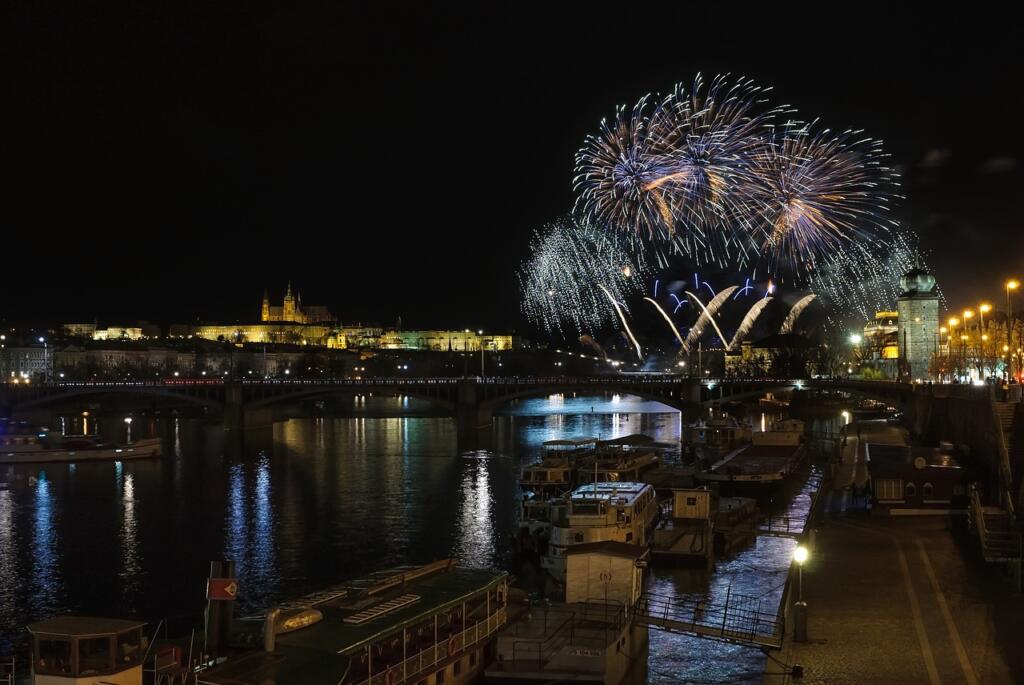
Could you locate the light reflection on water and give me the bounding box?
[0,393,835,684]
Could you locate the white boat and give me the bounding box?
[1,423,161,464]
[541,481,658,586]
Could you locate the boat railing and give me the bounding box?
[357,608,506,685]
[0,656,13,685]
[509,614,576,666]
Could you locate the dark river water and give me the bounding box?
[0,393,837,683]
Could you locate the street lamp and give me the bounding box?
[793,544,810,643]
[38,336,48,383]
[980,304,992,379]
[1007,280,1019,379]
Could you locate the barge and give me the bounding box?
[695,419,806,492]
[1,421,161,464]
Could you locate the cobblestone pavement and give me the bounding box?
[763,513,1024,684]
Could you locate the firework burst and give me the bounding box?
[519,218,649,335]
[753,121,901,270]
[572,94,682,241]
[574,74,780,265]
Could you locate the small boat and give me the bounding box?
[519,437,597,497]
[579,435,662,483]
[1,421,161,464]
[682,410,753,458]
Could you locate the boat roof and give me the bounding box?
[570,481,650,503]
[597,434,655,446]
[28,616,144,637]
[544,437,598,446]
[199,560,506,685]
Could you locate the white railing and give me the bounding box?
[356,609,506,685]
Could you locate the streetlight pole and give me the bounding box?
[948,317,959,382]
[793,545,809,643]
[1007,280,1019,380]
[980,304,992,380]
[39,336,48,383]
[963,309,975,381]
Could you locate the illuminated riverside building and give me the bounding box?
[171,324,521,351]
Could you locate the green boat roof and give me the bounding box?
[199,563,507,685]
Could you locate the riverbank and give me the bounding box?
[764,511,1024,684]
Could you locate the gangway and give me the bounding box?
[633,590,784,649]
[758,515,807,539]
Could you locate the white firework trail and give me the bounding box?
[779,294,817,334]
[684,286,738,350]
[599,284,643,360]
[729,297,773,350]
[643,297,686,349]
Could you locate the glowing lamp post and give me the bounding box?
[793,544,810,642]
[124,416,133,443]
[980,304,992,379]
[1008,280,1019,379]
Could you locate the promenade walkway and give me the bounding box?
[764,508,1024,684]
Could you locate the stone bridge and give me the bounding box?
[0,376,918,447]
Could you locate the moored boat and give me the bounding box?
[682,410,753,459]
[1,421,161,464]
[541,481,658,588]
[695,418,806,492]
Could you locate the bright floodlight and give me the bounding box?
[793,545,809,564]
[849,334,862,345]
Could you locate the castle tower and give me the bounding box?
[261,289,270,322]
[897,268,939,381]
[283,281,296,321]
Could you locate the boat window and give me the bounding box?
[625,532,633,542]
[437,667,447,683]
[79,636,112,675]
[454,658,462,676]
[36,638,72,675]
[574,532,584,543]
[905,482,916,498]
[117,629,142,667]
[923,483,934,498]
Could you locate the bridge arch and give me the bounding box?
[7,386,224,412]
[480,384,693,416]
[242,385,457,413]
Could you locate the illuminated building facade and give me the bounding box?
[863,312,899,361]
[261,283,335,324]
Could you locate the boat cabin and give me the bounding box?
[198,560,508,685]
[27,616,145,685]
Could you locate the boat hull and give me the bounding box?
[1,438,162,464]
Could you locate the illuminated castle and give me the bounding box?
[260,283,335,324]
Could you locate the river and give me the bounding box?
[0,393,836,682]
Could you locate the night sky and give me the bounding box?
[5,5,1023,331]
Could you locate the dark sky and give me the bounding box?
[5,4,1023,330]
